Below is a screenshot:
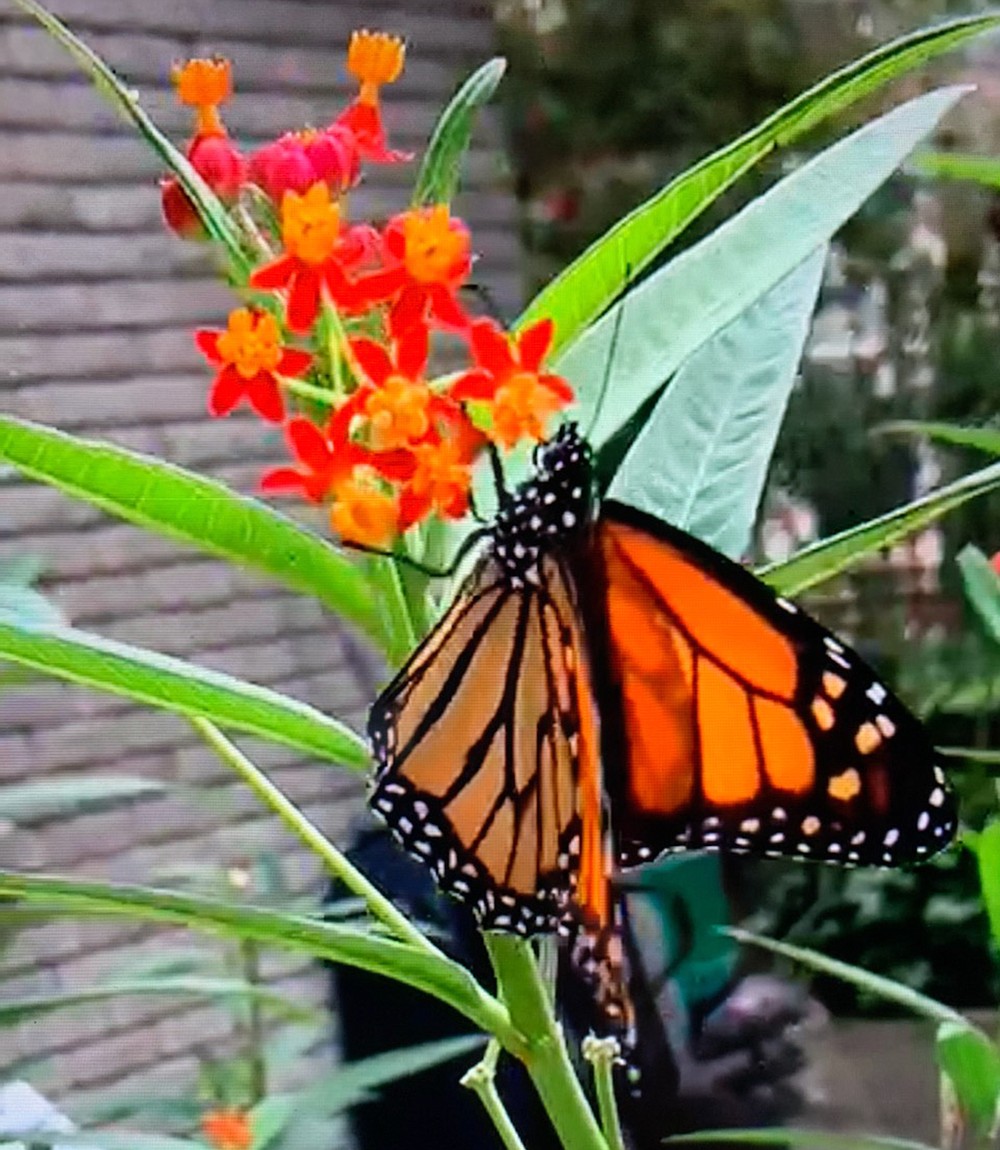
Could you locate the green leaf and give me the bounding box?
[0,870,505,1038]
[728,927,969,1027]
[969,818,1000,948]
[667,1129,939,1150]
[759,460,1000,596]
[881,420,1000,456]
[0,581,64,629]
[413,58,507,206]
[519,14,1000,356]
[560,86,968,450]
[0,416,379,644]
[914,150,1000,189]
[936,1021,1000,1135]
[0,976,311,1027]
[608,247,826,559]
[10,0,250,278]
[938,747,1000,764]
[0,555,45,586]
[959,544,1000,646]
[0,776,168,823]
[0,1132,203,1150]
[0,618,369,770]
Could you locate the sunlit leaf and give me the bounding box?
[914,151,1000,189]
[881,420,1000,456]
[936,1021,1000,1136]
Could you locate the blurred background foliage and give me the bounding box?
[494,0,1000,1014]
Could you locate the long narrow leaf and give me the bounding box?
[11,0,249,277]
[519,14,1000,354]
[668,1130,939,1150]
[728,927,969,1028]
[958,545,1000,645]
[560,86,967,449]
[0,618,369,769]
[608,247,825,559]
[0,416,379,643]
[0,871,509,1040]
[881,419,1000,456]
[914,151,1000,188]
[0,776,168,823]
[413,58,507,206]
[759,459,1000,595]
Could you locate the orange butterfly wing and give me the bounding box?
[595,500,956,869]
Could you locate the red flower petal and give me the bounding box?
[398,487,431,531]
[357,266,407,309]
[286,417,334,471]
[207,365,245,417]
[448,369,496,402]
[518,319,554,373]
[427,284,470,332]
[389,284,427,337]
[260,466,311,496]
[539,372,575,403]
[194,329,223,365]
[349,338,393,386]
[370,448,417,483]
[250,254,297,291]
[397,323,429,380]
[469,318,514,375]
[277,348,313,377]
[286,268,321,333]
[245,372,285,423]
[381,216,407,261]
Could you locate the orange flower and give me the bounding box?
[330,473,400,548]
[356,207,472,336]
[348,324,440,451]
[335,31,411,164]
[249,183,376,333]
[450,317,574,448]
[399,415,485,530]
[195,308,312,422]
[201,1108,252,1150]
[261,409,359,502]
[173,57,232,138]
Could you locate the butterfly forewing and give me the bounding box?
[369,554,594,935]
[597,500,957,870]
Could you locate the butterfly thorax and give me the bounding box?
[490,422,595,587]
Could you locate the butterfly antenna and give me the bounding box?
[487,441,508,502]
[344,529,488,579]
[463,279,509,326]
[583,261,632,442]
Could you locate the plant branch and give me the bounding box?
[583,1035,625,1150]
[461,1039,528,1150]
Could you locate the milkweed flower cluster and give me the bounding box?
[164,32,575,551]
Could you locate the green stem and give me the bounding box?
[240,938,268,1104]
[486,935,608,1150]
[281,376,338,407]
[324,303,349,400]
[192,717,432,955]
[583,1036,626,1150]
[461,1040,528,1150]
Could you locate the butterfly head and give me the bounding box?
[491,422,594,586]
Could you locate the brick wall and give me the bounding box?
[0,0,519,1120]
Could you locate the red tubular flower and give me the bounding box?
[261,408,360,502]
[356,206,472,335]
[249,182,376,333]
[398,409,485,530]
[450,317,574,448]
[195,307,311,423]
[348,323,439,451]
[201,1109,252,1150]
[173,57,233,138]
[249,126,359,203]
[330,474,400,548]
[333,30,412,164]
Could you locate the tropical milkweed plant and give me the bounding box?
[5,4,1000,1150]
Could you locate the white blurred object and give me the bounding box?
[0,1081,85,1150]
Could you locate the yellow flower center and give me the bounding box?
[215,309,283,378]
[172,58,232,136]
[365,376,431,450]
[281,183,342,265]
[492,372,560,448]
[331,476,398,548]
[410,441,470,507]
[402,206,468,284]
[347,30,406,105]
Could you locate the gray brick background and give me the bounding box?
[0,0,519,1117]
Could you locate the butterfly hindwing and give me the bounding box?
[368,553,595,935]
[596,499,957,870]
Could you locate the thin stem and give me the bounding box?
[234,202,274,262]
[582,1036,625,1150]
[280,375,338,407]
[486,934,608,1150]
[323,302,350,400]
[461,1040,527,1150]
[191,717,433,955]
[240,938,268,1104]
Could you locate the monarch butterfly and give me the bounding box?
[367,420,957,1022]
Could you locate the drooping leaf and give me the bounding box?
[413,58,507,206]
[0,776,168,823]
[728,927,969,1027]
[914,151,1000,189]
[10,0,250,277]
[0,618,369,770]
[0,416,380,644]
[935,1021,1000,1136]
[518,14,1000,355]
[609,247,826,559]
[881,420,1000,456]
[559,87,967,451]
[0,871,508,1039]
[958,545,1000,646]
[759,460,1000,596]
